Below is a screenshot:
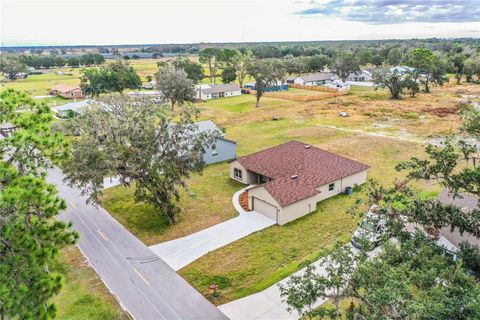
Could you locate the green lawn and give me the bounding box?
[51,246,127,320]
[101,163,244,245]
[1,71,82,96]
[180,193,361,305]
[178,124,431,304]
[100,115,431,304]
[198,94,289,114]
[91,81,466,306]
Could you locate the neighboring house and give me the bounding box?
[50,84,84,99]
[53,99,110,118]
[127,91,162,97]
[346,70,373,82]
[196,84,242,100]
[244,80,288,92]
[12,73,29,79]
[405,189,479,259]
[437,189,480,252]
[54,99,92,118]
[289,72,333,86]
[230,141,369,224]
[195,120,237,164]
[389,65,415,75]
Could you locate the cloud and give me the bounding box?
[296,0,480,24]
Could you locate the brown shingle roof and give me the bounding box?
[51,84,82,93]
[238,141,369,206]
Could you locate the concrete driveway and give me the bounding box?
[150,188,275,270]
[219,244,381,320]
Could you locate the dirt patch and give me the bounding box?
[421,106,458,117]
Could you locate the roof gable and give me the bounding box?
[239,141,369,206]
[51,84,81,93]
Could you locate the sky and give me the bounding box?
[1,0,479,46]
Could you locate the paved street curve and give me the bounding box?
[47,168,227,320]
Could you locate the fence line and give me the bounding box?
[288,83,342,93]
[248,87,349,102]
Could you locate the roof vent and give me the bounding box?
[304,145,311,149]
[291,175,298,179]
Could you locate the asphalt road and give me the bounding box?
[47,168,227,320]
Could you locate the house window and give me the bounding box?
[329,183,335,191]
[234,168,242,180]
[212,144,218,156]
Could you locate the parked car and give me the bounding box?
[351,205,387,250]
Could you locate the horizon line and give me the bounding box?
[2,36,479,49]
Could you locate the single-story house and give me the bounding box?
[230,141,369,224]
[54,99,92,118]
[195,120,237,164]
[53,99,111,118]
[244,80,288,92]
[346,70,373,83]
[288,72,333,86]
[50,84,84,99]
[127,91,162,97]
[390,65,415,75]
[196,84,242,100]
[436,189,479,253]
[405,189,479,259]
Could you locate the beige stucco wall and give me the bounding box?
[341,170,368,190]
[232,163,368,224]
[278,195,321,225]
[278,170,367,225]
[247,170,368,225]
[248,186,280,207]
[248,186,281,223]
[229,160,257,185]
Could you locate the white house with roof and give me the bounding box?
[390,65,416,75]
[346,70,374,85]
[436,190,480,254]
[196,84,241,100]
[404,189,479,260]
[53,99,111,118]
[195,120,237,164]
[287,72,334,86]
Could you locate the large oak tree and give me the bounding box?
[61,96,217,225]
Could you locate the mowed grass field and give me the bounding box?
[178,126,434,304]
[0,71,83,96]
[51,246,128,320]
[0,57,254,97]
[101,164,245,245]
[99,81,480,304]
[6,58,476,309]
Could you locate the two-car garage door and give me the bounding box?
[252,197,278,222]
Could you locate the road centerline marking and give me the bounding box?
[97,230,109,241]
[134,268,151,286]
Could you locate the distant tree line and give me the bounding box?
[18,53,105,69]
